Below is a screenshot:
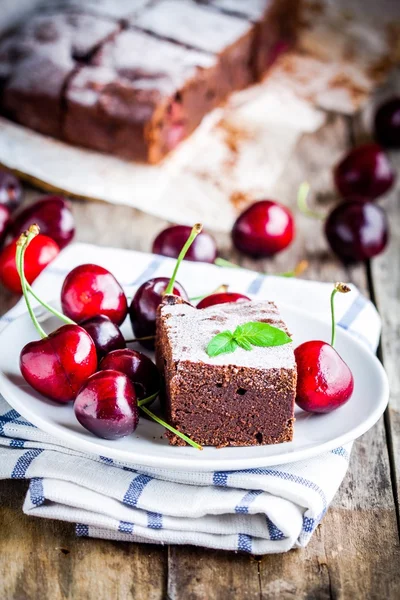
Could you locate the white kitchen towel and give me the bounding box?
[0,243,381,554]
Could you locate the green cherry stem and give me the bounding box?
[137,391,160,407]
[140,405,202,450]
[330,282,351,347]
[16,228,47,340]
[279,260,309,278]
[164,223,203,295]
[26,282,76,326]
[125,335,156,344]
[297,182,325,220]
[214,257,240,269]
[190,284,229,302]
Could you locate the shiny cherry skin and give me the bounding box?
[374,97,400,148]
[232,200,295,257]
[0,234,59,293]
[11,195,75,249]
[294,340,354,413]
[74,370,139,440]
[0,169,22,212]
[325,201,388,263]
[197,291,250,309]
[129,277,188,349]
[152,225,217,264]
[61,264,128,326]
[100,349,160,401]
[0,204,11,246]
[80,315,126,360]
[334,143,395,200]
[20,324,98,403]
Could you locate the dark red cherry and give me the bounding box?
[61,264,128,326]
[100,349,160,401]
[0,234,59,294]
[20,324,98,403]
[11,195,75,249]
[80,315,126,360]
[374,97,400,148]
[0,169,22,212]
[74,370,139,440]
[325,201,388,263]
[294,341,354,413]
[0,204,11,246]
[129,277,188,349]
[232,200,295,257]
[152,225,217,264]
[197,291,250,309]
[334,143,395,200]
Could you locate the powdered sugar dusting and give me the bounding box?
[161,300,295,369]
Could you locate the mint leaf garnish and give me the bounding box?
[206,321,292,357]
[206,331,238,357]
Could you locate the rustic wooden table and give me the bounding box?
[1,75,400,599]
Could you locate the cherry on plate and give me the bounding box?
[100,348,160,401]
[80,315,126,360]
[374,97,400,148]
[0,234,59,294]
[334,143,395,200]
[0,169,23,212]
[61,263,128,325]
[74,370,139,440]
[232,200,295,257]
[152,225,217,264]
[197,291,250,309]
[325,201,388,263]
[11,195,75,249]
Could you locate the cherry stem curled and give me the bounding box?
[297,182,325,220]
[330,282,351,347]
[164,223,203,295]
[140,404,202,450]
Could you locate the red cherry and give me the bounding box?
[11,195,75,249]
[0,234,59,294]
[325,201,388,263]
[0,204,11,246]
[99,348,160,401]
[374,97,400,148]
[294,341,354,413]
[334,143,395,200]
[20,324,98,403]
[80,315,126,360]
[0,169,23,212]
[74,370,139,440]
[232,200,295,257]
[61,264,128,325]
[152,225,217,264]
[197,291,250,309]
[129,277,188,349]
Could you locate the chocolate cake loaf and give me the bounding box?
[156,296,296,448]
[0,0,301,163]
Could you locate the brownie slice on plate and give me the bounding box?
[156,296,297,448]
[0,11,119,137]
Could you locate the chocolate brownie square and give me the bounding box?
[63,29,224,163]
[0,12,119,137]
[156,296,296,447]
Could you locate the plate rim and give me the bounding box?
[0,303,389,472]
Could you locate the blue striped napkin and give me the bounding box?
[0,243,380,553]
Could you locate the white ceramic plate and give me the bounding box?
[0,303,389,472]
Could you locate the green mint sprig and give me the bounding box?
[206,321,292,357]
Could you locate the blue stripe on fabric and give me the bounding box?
[76,524,89,537]
[235,490,262,514]
[9,439,25,448]
[266,517,285,541]
[99,456,114,464]
[131,257,164,286]
[330,446,350,461]
[0,314,14,323]
[0,409,21,434]
[246,274,265,295]
[29,478,45,506]
[213,472,229,486]
[11,449,43,478]
[147,512,163,529]
[238,533,253,553]
[123,474,153,507]
[118,520,134,534]
[338,293,366,329]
